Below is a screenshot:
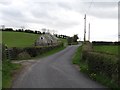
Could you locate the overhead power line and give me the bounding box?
[85,0,94,14]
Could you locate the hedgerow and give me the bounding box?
[81,42,119,87]
[3,43,63,60]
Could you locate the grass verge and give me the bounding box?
[2,60,21,88]
[72,45,82,64]
[72,45,89,74]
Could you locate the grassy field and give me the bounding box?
[93,45,118,55]
[2,31,40,48]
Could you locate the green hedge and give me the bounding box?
[83,52,119,83]
[5,43,63,60]
[85,52,118,83]
[82,42,92,61]
[81,42,119,86]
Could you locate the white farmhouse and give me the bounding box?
[35,33,60,46]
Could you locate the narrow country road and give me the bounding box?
[12,45,106,88]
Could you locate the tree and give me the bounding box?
[73,34,79,42]
[37,31,41,34]
[5,28,14,31]
[67,37,73,45]
[34,31,38,34]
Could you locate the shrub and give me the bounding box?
[8,47,22,60]
[82,42,92,61]
[86,52,118,82]
[17,51,31,60]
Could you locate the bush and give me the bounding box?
[8,47,22,60]
[24,47,37,57]
[82,42,92,61]
[86,52,118,82]
[17,51,31,60]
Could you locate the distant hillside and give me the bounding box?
[2,31,40,48]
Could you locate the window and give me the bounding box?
[40,37,44,40]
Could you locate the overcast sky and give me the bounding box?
[0,0,119,41]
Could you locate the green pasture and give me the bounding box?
[2,31,40,48]
[93,45,118,55]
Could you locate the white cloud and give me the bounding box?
[0,0,118,41]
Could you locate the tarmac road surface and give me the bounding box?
[13,45,106,88]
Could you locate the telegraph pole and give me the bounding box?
[84,14,86,42]
[1,25,5,30]
[88,23,90,41]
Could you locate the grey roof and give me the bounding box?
[35,33,60,46]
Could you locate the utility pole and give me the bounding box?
[88,23,90,41]
[1,25,5,30]
[84,14,86,42]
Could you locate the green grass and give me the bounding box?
[2,31,40,48]
[2,60,21,88]
[59,38,67,43]
[59,38,68,47]
[72,46,82,64]
[93,45,118,55]
[93,74,119,89]
[0,71,1,90]
[72,45,89,74]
